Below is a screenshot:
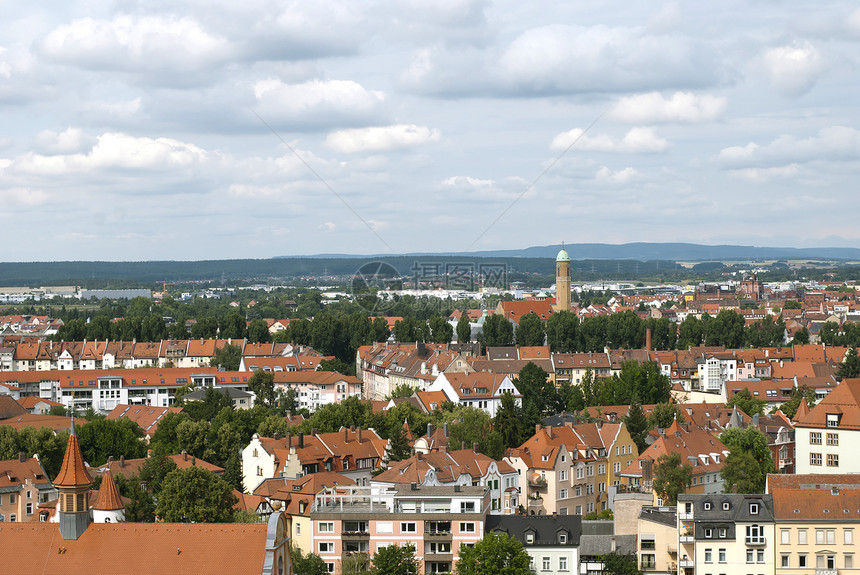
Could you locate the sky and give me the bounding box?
[2,1,860,261]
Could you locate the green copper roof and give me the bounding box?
[556,248,570,262]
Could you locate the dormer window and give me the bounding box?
[750,503,759,515]
[827,414,841,428]
[704,502,712,511]
[526,532,535,544]
[723,502,730,511]
[559,533,567,544]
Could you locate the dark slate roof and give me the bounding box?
[639,506,677,528]
[579,534,637,557]
[485,515,582,547]
[183,386,253,401]
[677,493,775,522]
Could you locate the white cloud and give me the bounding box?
[319,222,337,231]
[0,186,50,206]
[34,127,92,154]
[718,126,860,168]
[610,91,727,123]
[41,15,231,83]
[595,166,639,183]
[325,124,440,153]
[10,132,210,176]
[254,79,386,129]
[551,127,667,153]
[729,164,800,182]
[761,41,823,97]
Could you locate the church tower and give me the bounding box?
[54,416,93,540]
[554,244,571,312]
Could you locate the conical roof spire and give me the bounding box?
[54,415,92,488]
[92,471,124,511]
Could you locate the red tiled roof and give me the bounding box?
[54,431,93,488]
[91,471,124,511]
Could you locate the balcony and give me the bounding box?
[528,476,547,488]
[679,559,695,568]
[679,512,694,520]
[679,534,694,544]
[815,570,838,575]
[745,536,766,547]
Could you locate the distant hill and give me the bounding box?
[295,242,860,261]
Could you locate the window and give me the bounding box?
[810,431,822,444]
[757,549,764,563]
[781,555,790,568]
[719,549,726,563]
[705,528,713,538]
[827,454,839,467]
[460,502,475,513]
[723,502,730,510]
[256,466,263,476]
[798,555,807,568]
[641,538,656,550]
[846,529,854,545]
[296,524,300,535]
[401,522,416,533]
[542,557,551,570]
[747,550,754,564]
[559,556,569,571]
[827,433,839,446]
[719,528,727,538]
[560,489,568,499]
[326,563,335,573]
[598,464,606,475]
[318,522,334,533]
[614,462,621,473]
[827,414,840,428]
[704,502,712,510]
[575,486,582,497]
[460,522,475,533]
[705,549,713,563]
[26,503,32,515]
[781,529,790,545]
[798,530,808,545]
[559,533,567,544]
[640,555,655,570]
[559,470,568,481]
[750,503,759,515]
[810,453,822,466]
[846,555,854,569]
[9,494,15,504]
[318,542,334,554]
[9,514,16,522]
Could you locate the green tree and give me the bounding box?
[155,466,238,523]
[495,391,523,449]
[123,476,157,522]
[389,384,418,399]
[515,312,545,347]
[600,552,642,575]
[318,357,353,375]
[456,531,532,575]
[725,388,765,416]
[545,310,579,352]
[457,313,472,343]
[291,546,328,575]
[653,452,692,505]
[393,316,424,343]
[838,347,860,380]
[387,425,413,462]
[150,412,190,453]
[76,418,146,467]
[176,419,210,458]
[191,316,218,339]
[677,316,703,349]
[220,312,247,340]
[624,399,649,455]
[791,327,810,345]
[719,426,775,491]
[372,543,420,575]
[721,450,767,494]
[777,385,817,419]
[139,446,178,494]
[247,319,271,343]
[257,415,290,438]
[371,317,391,342]
[211,343,243,371]
[183,385,233,421]
[429,315,454,344]
[647,403,685,429]
[447,407,505,459]
[783,300,802,309]
[513,361,561,417]
[479,314,515,348]
[248,369,276,406]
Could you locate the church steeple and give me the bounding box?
[55,413,93,540]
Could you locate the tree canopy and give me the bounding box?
[155,466,237,523]
[455,531,532,575]
[653,452,692,505]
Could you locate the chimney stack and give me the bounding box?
[473,442,479,453]
[182,451,188,461]
[443,423,449,437]
[344,427,348,442]
[120,456,125,467]
[18,452,25,463]
[298,432,304,449]
[646,328,652,353]
[358,428,363,442]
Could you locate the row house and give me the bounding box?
[0,454,57,523]
[505,422,636,517]
[553,352,612,384]
[271,371,362,412]
[241,355,328,372]
[677,493,776,575]
[241,427,388,493]
[310,484,489,575]
[486,514,582,575]
[794,378,860,475]
[425,372,521,417]
[620,420,729,504]
[372,448,520,515]
[356,342,473,401]
[252,471,355,555]
[0,367,254,413]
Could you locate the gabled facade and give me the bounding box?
[794,378,860,474]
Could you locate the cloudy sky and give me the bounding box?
[2,1,860,261]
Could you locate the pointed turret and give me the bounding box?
[92,471,125,523]
[55,414,93,540]
[794,397,811,422]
